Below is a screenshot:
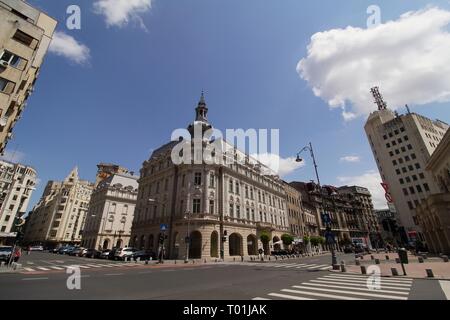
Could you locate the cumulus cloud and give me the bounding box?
[337,170,387,209]
[93,0,152,29]
[49,31,90,64]
[340,155,361,163]
[251,153,304,177]
[297,7,450,120]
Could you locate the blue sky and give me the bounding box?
[2,0,450,210]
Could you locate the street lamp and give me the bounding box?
[296,142,339,270]
[184,211,192,263]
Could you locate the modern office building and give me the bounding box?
[364,87,449,243]
[0,0,57,154]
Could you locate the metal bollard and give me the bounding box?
[371,255,375,260]
[391,268,399,276]
[275,256,278,261]
[355,259,360,266]
[174,260,177,264]
[426,269,434,278]
[241,256,244,262]
[340,261,346,272]
[395,258,401,263]
[268,256,271,261]
[204,259,207,263]
[360,265,367,275]
[233,257,236,262]
[418,257,424,263]
[442,255,449,262]
[375,259,380,265]
[385,255,390,260]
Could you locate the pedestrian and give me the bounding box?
[13,247,22,263]
[27,245,31,255]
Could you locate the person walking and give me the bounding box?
[13,247,22,263]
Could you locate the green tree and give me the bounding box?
[281,234,294,246]
[318,236,326,246]
[310,236,320,247]
[303,235,310,246]
[260,232,270,245]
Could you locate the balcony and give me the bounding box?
[0,116,8,127]
[256,221,276,231]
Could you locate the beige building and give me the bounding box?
[24,167,93,247]
[364,87,448,243]
[130,94,289,260]
[0,159,36,244]
[82,171,138,250]
[416,129,450,254]
[283,181,309,249]
[95,163,130,188]
[0,0,57,154]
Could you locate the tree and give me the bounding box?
[303,235,310,246]
[260,232,270,245]
[310,236,320,247]
[281,234,294,246]
[318,236,326,246]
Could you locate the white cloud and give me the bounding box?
[251,153,304,177]
[337,170,387,209]
[49,31,90,64]
[297,7,450,120]
[0,150,25,163]
[340,155,361,163]
[93,0,152,29]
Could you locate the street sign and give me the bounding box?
[325,231,335,244]
[321,213,331,224]
[160,224,168,231]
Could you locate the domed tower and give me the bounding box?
[187,91,213,137]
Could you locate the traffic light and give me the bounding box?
[159,234,165,244]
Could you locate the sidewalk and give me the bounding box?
[335,252,450,280]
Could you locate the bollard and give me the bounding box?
[385,255,390,261]
[268,256,271,261]
[375,259,380,265]
[371,255,375,260]
[395,258,401,263]
[391,268,399,276]
[418,257,424,263]
[360,265,367,275]
[426,269,434,278]
[442,255,449,262]
[241,256,244,262]
[192,260,195,264]
[340,261,346,272]
[355,259,360,266]
[233,257,236,262]
[174,260,177,264]
[275,256,278,261]
[204,259,207,263]
[215,259,218,263]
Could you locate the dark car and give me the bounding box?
[132,250,156,261]
[85,249,101,259]
[271,250,289,256]
[58,246,73,255]
[343,245,353,253]
[107,247,119,260]
[0,246,12,262]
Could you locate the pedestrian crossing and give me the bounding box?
[253,273,413,300]
[21,263,139,273]
[227,262,332,271]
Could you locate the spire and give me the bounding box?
[195,91,208,122]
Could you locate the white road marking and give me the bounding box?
[105,273,123,276]
[23,268,35,272]
[49,266,64,270]
[78,266,91,269]
[310,279,410,291]
[252,297,271,300]
[21,277,49,281]
[301,282,409,295]
[329,273,413,282]
[291,285,407,300]
[439,281,450,300]
[322,276,412,286]
[36,267,50,271]
[268,292,316,300]
[281,289,366,300]
[85,264,102,268]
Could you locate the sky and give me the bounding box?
[2,0,450,211]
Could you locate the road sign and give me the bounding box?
[325,231,335,244]
[321,213,331,224]
[160,224,168,231]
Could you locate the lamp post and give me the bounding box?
[296,142,339,270]
[184,211,191,263]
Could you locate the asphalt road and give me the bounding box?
[0,252,448,300]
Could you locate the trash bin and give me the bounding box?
[398,248,408,264]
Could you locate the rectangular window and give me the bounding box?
[415,163,421,169]
[403,188,408,196]
[409,186,415,194]
[209,174,215,188]
[245,185,249,198]
[0,50,27,70]
[236,205,240,218]
[0,77,15,94]
[396,169,401,175]
[399,178,404,184]
[246,207,250,220]
[209,200,214,214]
[235,182,240,194]
[229,179,233,193]
[419,173,425,179]
[194,172,202,186]
[13,30,38,49]
[416,185,423,193]
[423,183,430,192]
[193,199,201,213]
[229,203,234,217]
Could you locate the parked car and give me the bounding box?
[107,247,119,260]
[69,247,85,256]
[271,250,289,256]
[343,245,353,253]
[30,245,44,251]
[0,246,12,262]
[99,249,111,259]
[85,249,101,259]
[114,247,138,261]
[58,246,74,255]
[132,250,156,261]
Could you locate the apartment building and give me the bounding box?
[0,0,57,154]
[23,167,93,247]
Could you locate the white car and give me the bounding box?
[30,245,44,251]
[114,248,137,261]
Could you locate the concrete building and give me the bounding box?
[23,167,93,247]
[130,94,289,260]
[0,0,57,154]
[283,182,304,246]
[82,171,138,250]
[375,206,402,247]
[0,159,36,244]
[364,87,449,244]
[416,129,450,254]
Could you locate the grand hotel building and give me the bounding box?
[130,94,289,260]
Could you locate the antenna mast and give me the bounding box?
[371,87,387,110]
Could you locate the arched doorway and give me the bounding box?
[210,231,218,258]
[189,231,202,259]
[229,233,243,256]
[140,235,146,250]
[247,234,257,255]
[273,236,281,251]
[148,234,154,250]
[116,239,123,248]
[102,239,110,250]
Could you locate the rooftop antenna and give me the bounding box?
[370,86,387,110]
[405,104,411,114]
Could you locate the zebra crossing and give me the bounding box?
[226,262,333,271]
[21,262,139,273]
[253,273,414,300]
